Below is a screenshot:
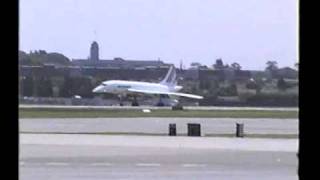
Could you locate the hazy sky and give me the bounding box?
[20,0,298,70]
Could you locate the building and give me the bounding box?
[90,41,99,61]
[71,41,170,69]
[274,67,298,79]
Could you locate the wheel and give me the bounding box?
[156,102,164,106]
[131,101,139,106]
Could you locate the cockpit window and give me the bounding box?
[101,83,107,86]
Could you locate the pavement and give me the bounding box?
[20,117,299,136]
[20,134,298,152]
[19,113,299,179]
[19,134,298,180]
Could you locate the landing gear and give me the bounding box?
[131,96,139,106]
[156,95,166,106]
[156,102,165,106]
[118,94,124,106]
[172,102,183,110]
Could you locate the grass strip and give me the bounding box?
[19,108,298,119]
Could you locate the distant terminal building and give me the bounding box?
[71,41,170,69]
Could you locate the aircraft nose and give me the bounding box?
[92,86,103,93]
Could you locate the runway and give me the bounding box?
[19,113,299,179]
[20,134,298,180]
[20,117,298,136]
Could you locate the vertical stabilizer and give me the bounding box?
[160,65,177,87]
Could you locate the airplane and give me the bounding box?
[92,66,203,106]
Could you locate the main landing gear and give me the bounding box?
[118,94,140,106]
[156,94,166,106]
[131,95,139,106]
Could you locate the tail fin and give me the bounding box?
[160,65,177,87]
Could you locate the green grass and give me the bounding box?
[19,108,298,119]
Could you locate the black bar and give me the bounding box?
[169,123,176,136]
[236,123,244,137]
[187,123,201,136]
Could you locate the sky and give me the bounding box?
[19,0,298,70]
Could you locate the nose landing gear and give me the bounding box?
[118,94,124,106]
[131,95,139,106]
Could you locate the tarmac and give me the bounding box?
[20,134,298,180]
[20,117,299,136]
[19,107,299,180]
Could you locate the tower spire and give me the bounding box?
[90,41,99,61]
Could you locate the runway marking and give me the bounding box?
[182,163,207,167]
[45,162,69,166]
[136,163,161,167]
[90,163,113,166]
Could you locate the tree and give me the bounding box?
[265,61,279,79]
[47,53,71,65]
[294,62,299,70]
[231,62,241,70]
[19,51,32,65]
[246,80,257,89]
[198,65,209,70]
[28,50,48,65]
[37,77,53,97]
[199,80,211,90]
[218,83,238,96]
[254,78,264,94]
[20,50,71,66]
[39,50,47,55]
[22,76,34,96]
[246,79,263,93]
[213,58,225,70]
[60,76,73,97]
[59,76,94,98]
[266,61,278,71]
[277,78,288,91]
[76,77,94,98]
[190,62,202,69]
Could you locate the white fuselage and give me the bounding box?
[93,80,181,95]
[91,66,203,103]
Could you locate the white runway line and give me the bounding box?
[45,162,69,166]
[90,163,112,166]
[136,163,161,167]
[182,164,207,167]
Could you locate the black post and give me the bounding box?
[187,123,201,136]
[169,124,176,136]
[236,123,244,137]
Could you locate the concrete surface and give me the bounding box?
[20,134,298,152]
[20,117,298,135]
[19,134,298,180]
